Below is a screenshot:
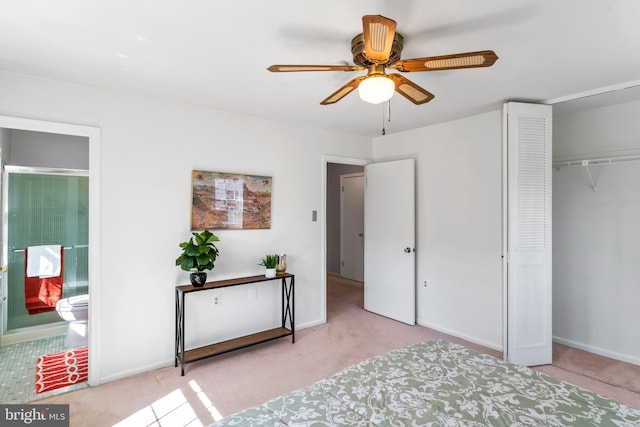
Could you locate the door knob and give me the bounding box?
[404,247,411,253]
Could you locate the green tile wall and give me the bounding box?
[7,173,89,331]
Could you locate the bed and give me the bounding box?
[211,339,640,426]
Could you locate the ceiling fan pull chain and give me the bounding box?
[381,103,386,135]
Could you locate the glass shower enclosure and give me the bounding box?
[2,166,89,332]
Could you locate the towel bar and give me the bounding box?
[11,245,88,253]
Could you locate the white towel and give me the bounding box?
[26,245,62,278]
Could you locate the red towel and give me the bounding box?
[24,248,64,315]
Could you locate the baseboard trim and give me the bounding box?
[98,321,323,385]
[418,319,503,353]
[297,319,325,330]
[552,336,640,366]
[98,360,173,385]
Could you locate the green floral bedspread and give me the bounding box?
[212,339,640,426]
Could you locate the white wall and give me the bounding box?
[553,99,640,365]
[9,129,89,169]
[0,70,372,383]
[0,127,10,162]
[372,110,503,350]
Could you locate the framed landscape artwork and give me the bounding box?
[191,170,272,230]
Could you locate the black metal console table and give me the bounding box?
[175,273,294,375]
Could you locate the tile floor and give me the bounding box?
[0,335,87,404]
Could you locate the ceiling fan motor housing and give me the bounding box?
[351,32,404,67]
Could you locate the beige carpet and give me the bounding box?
[531,346,640,411]
[35,274,640,426]
[545,342,640,395]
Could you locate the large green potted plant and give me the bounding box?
[176,230,220,287]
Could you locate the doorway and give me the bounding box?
[549,86,640,370]
[324,158,417,325]
[323,157,367,322]
[0,115,100,394]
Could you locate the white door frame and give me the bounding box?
[321,155,370,324]
[0,115,101,386]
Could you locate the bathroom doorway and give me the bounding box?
[0,118,99,402]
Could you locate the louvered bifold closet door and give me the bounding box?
[505,102,553,366]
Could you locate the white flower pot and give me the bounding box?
[265,268,276,278]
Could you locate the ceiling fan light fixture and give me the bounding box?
[358,75,395,104]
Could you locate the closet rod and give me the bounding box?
[553,154,640,168]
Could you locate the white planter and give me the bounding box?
[265,268,276,278]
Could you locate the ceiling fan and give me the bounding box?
[268,15,498,106]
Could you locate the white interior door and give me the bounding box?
[340,173,364,281]
[504,102,553,366]
[364,159,415,325]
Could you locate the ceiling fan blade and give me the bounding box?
[320,76,366,105]
[268,64,364,72]
[387,74,435,105]
[362,15,397,64]
[392,50,498,72]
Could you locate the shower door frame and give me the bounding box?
[0,115,101,387]
[2,165,89,335]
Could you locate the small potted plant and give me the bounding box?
[259,254,278,278]
[176,230,220,287]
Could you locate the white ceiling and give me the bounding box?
[1,1,640,137]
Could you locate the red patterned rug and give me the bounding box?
[35,347,88,393]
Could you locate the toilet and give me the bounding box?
[55,294,89,348]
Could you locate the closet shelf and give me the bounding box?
[553,154,640,168]
[553,153,640,193]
